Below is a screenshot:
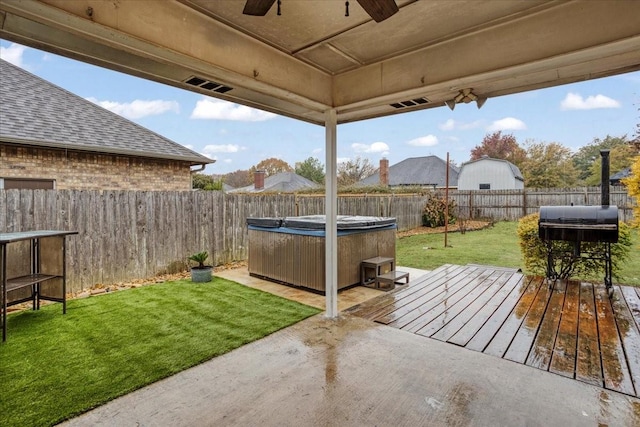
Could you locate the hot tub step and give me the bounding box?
[376,270,410,291]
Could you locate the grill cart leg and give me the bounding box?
[605,242,614,298]
[545,240,558,289]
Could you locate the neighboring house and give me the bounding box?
[359,156,459,188]
[229,171,321,193]
[0,59,212,191]
[457,157,524,190]
[610,167,631,186]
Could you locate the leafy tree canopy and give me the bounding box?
[250,157,293,177]
[584,143,635,186]
[337,156,377,187]
[223,169,252,188]
[192,173,223,191]
[295,157,325,184]
[521,141,579,188]
[470,131,526,168]
[572,135,629,182]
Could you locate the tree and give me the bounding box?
[224,169,252,188]
[520,141,579,188]
[584,143,635,186]
[470,131,526,168]
[192,173,223,191]
[572,135,629,182]
[622,155,640,228]
[250,157,293,177]
[295,157,325,184]
[337,156,377,187]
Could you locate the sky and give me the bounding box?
[1,40,639,175]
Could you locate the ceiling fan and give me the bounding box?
[243,0,399,23]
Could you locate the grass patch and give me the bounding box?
[397,221,640,286]
[0,277,320,427]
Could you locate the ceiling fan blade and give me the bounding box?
[243,0,277,16]
[356,0,399,22]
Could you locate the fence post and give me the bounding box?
[522,189,527,217]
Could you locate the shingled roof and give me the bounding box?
[0,59,212,165]
[359,156,459,187]
[229,172,321,193]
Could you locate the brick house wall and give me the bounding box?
[1,144,193,190]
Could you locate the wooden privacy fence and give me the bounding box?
[0,187,634,292]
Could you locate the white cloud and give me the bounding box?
[439,119,484,131]
[312,148,322,154]
[407,135,438,147]
[486,117,527,131]
[202,144,245,154]
[337,157,352,164]
[0,43,27,67]
[85,98,179,119]
[351,141,390,153]
[191,98,276,121]
[560,92,621,110]
[223,159,233,164]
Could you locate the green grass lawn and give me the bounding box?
[0,278,320,427]
[397,221,640,286]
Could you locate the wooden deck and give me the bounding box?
[346,264,640,398]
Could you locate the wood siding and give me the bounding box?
[0,188,634,292]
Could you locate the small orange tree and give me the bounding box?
[621,155,640,228]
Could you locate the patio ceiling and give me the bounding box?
[1,0,640,126]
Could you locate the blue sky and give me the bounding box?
[2,40,638,174]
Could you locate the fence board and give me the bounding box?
[0,187,634,292]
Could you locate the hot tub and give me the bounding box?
[247,215,397,293]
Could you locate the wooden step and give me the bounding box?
[377,270,410,290]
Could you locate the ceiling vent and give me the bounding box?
[390,97,429,109]
[185,76,233,94]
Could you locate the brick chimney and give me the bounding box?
[254,170,265,190]
[379,158,389,186]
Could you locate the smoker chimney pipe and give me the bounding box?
[601,149,610,206]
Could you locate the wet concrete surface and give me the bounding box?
[62,314,640,427]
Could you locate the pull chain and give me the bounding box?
[345,1,350,17]
[277,0,281,16]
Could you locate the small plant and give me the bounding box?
[422,192,456,228]
[517,213,632,281]
[188,251,209,269]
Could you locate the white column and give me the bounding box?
[324,109,338,318]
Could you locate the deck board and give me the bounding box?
[548,278,580,378]
[575,282,603,387]
[594,285,635,396]
[347,264,640,398]
[610,286,640,395]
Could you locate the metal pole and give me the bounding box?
[324,109,338,318]
[444,152,449,247]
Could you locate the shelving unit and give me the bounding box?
[1,230,77,342]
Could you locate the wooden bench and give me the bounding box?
[376,270,410,290]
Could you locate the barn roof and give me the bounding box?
[0,59,212,166]
[461,157,524,181]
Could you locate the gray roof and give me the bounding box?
[610,167,631,182]
[230,172,321,193]
[0,59,212,165]
[461,157,524,181]
[359,156,459,187]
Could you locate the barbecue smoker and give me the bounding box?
[538,150,619,297]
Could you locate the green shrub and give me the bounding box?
[422,193,456,228]
[517,213,632,281]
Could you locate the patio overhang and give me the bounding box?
[2,0,639,317]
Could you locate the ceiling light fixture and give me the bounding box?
[446,88,487,110]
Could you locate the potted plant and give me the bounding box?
[188,251,213,283]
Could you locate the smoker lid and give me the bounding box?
[283,215,397,230]
[538,205,618,226]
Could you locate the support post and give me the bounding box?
[324,109,338,318]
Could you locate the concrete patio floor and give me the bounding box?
[61,267,640,427]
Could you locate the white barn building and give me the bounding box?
[458,157,524,190]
